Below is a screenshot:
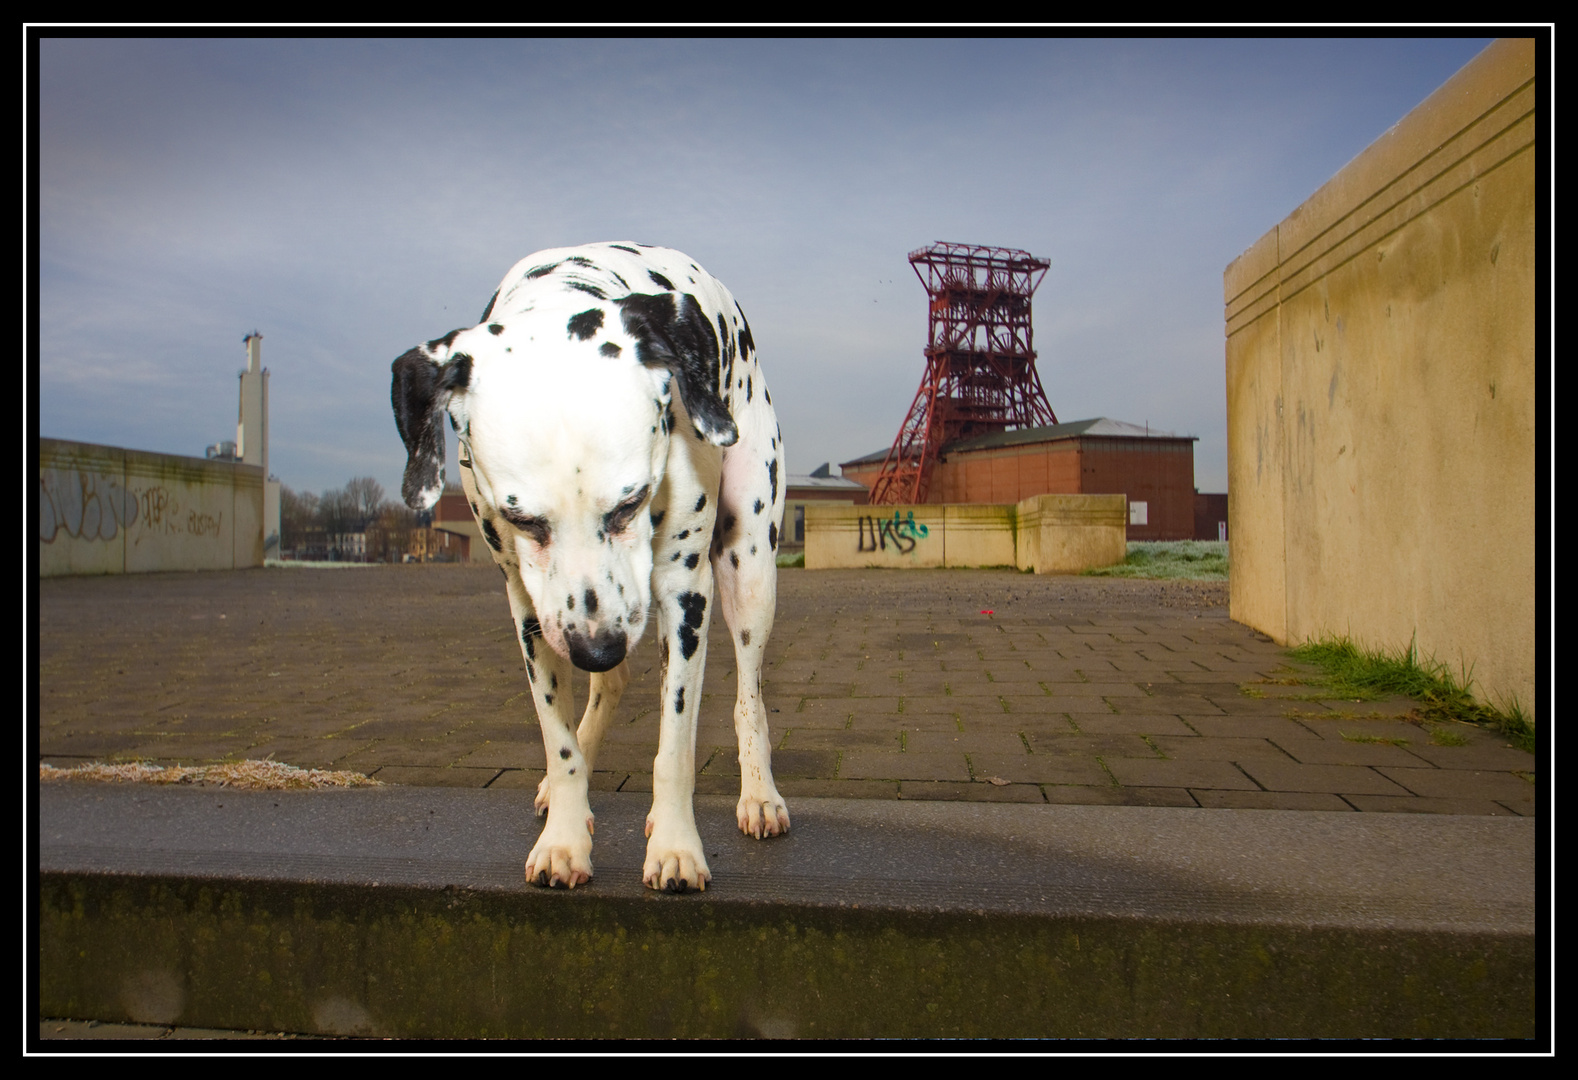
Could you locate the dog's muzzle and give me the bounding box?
[564,627,628,672]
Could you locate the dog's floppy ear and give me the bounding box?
[391,331,473,510]
[615,292,738,447]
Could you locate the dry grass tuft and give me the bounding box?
[39,759,381,790]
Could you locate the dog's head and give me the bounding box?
[391,290,736,672]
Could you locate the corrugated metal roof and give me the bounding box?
[837,418,1192,468]
[943,417,1193,453]
[786,473,868,491]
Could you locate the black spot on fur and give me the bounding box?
[567,594,576,611]
[526,262,558,278]
[675,687,685,714]
[753,499,764,515]
[746,375,752,402]
[769,522,778,550]
[768,459,778,504]
[676,530,690,540]
[487,323,504,335]
[567,308,605,341]
[441,352,473,393]
[677,590,707,659]
[565,255,596,267]
[481,290,499,322]
[685,552,700,569]
[521,618,541,645]
[568,768,575,775]
[482,518,502,552]
[736,303,755,356]
[650,509,666,528]
[426,328,465,353]
[551,672,558,690]
[584,589,598,615]
[560,747,572,759]
[600,342,622,357]
[671,551,682,561]
[615,291,737,446]
[722,513,736,535]
[568,281,607,299]
[694,493,707,513]
[648,270,675,291]
[730,551,739,569]
[611,244,640,254]
[741,629,751,646]
[525,659,535,681]
[545,694,554,705]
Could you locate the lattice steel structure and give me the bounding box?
[868,242,1058,505]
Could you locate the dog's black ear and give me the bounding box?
[391,333,473,510]
[616,292,738,447]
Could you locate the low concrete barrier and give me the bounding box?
[1013,494,1128,574]
[805,495,1126,574]
[39,438,264,577]
[38,786,1538,1039]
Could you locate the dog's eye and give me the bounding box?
[500,507,551,546]
[603,485,650,536]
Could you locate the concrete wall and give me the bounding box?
[804,495,1125,574]
[1012,494,1129,575]
[39,438,265,577]
[1224,38,1536,716]
[805,505,946,569]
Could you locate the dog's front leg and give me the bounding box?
[507,579,595,888]
[643,578,714,893]
[533,659,631,817]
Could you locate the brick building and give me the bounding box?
[841,417,1222,542]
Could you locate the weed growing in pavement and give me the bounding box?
[1282,634,1533,754]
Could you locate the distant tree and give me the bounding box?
[344,476,386,532]
[279,486,321,555]
[369,500,419,562]
[318,486,354,560]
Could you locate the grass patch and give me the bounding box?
[1082,541,1228,580]
[1285,634,1534,754]
[1340,732,1410,747]
[775,551,805,568]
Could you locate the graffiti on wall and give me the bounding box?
[40,466,222,544]
[856,510,931,555]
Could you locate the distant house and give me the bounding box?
[779,464,869,553]
[427,485,478,562]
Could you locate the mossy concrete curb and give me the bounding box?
[38,786,1537,1039]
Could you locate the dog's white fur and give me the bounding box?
[391,243,789,892]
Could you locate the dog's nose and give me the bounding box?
[565,627,628,672]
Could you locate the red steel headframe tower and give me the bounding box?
[868,242,1058,505]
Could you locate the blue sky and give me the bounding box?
[35,35,1497,502]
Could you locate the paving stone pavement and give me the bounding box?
[36,563,1535,816]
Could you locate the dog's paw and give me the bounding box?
[642,822,711,894]
[524,814,595,889]
[737,788,791,839]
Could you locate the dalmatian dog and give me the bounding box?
[391,243,790,893]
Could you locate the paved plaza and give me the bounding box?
[37,563,1535,816]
